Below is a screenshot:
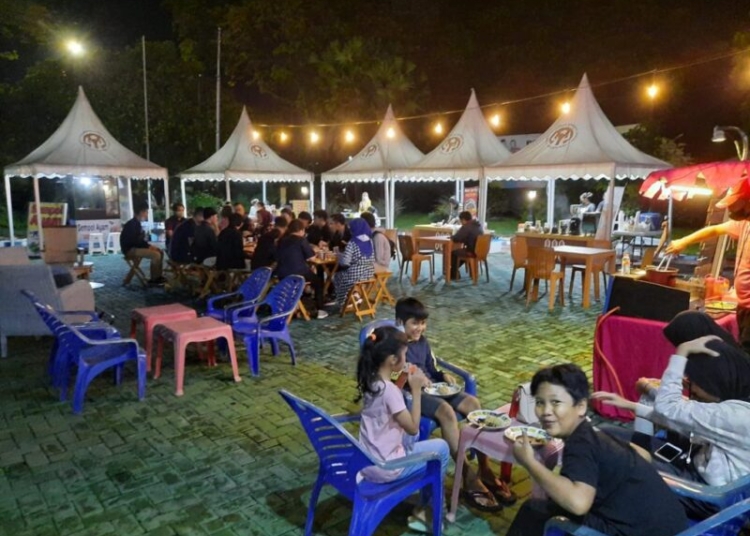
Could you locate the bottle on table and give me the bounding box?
[621,253,631,275]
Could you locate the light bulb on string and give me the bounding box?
[646,83,659,100]
[252,130,261,140]
[65,40,85,56]
[344,130,356,143]
[386,127,396,139]
[279,131,289,143]
[434,122,444,135]
[490,114,501,128]
[561,101,571,115]
[309,131,320,144]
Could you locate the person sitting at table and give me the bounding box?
[449,211,483,280]
[120,202,166,285]
[233,202,253,235]
[254,206,273,238]
[332,217,375,308]
[216,213,246,270]
[507,363,688,536]
[329,213,352,250]
[592,311,750,520]
[280,207,295,223]
[218,204,234,233]
[307,209,332,247]
[298,211,312,231]
[248,198,261,219]
[164,202,185,249]
[275,219,328,319]
[361,212,392,270]
[395,297,511,513]
[251,216,287,270]
[193,207,219,264]
[169,207,203,263]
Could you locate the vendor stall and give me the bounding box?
[3,87,169,249]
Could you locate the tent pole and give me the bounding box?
[181,178,186,209]
[147,180,153,224]
[225,178,231,202]
[127,178,134,220]
[321,180,326,210]
[163,177,170,221]
[384,178,389,229]
[309,179,314,211]
[667,191,673,243]
[4,175,14,243]
[33,176,43,250]
[262,182,267,205]
[390,179,396,229]
[547,178,555,227]
[455,180,461,204]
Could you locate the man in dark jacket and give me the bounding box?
[216,213,246,270]
[329,213,351,250]
[169,207,202,263]
[251,216,287,270]
[164,202,185,248]
[450,211,483,279]
[306,209,332,247]
[192,207,219,263]
[120,202,164,284]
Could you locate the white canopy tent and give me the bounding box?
[391,89,511,225]
[484,74,670,231]
[3,86,169,249]
[180,107,314,209]
[321,105,424,228]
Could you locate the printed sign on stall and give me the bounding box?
[76,220,122,244]
[463,187,479,217]
[27,202,68,252]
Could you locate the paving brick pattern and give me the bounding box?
[0,249,607,535]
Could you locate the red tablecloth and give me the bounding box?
[592,313,739,421]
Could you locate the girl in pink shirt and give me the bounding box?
[356,326,450,529]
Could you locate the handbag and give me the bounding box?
[510,382,538,425]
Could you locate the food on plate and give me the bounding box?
[467,410,511,430]
[437,383,453,396]
[504,426,550,447]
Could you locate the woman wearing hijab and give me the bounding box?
[333,217,375,307]
[593,311,750,519]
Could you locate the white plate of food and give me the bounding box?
[423,382,463,398]
[467,410,511,431]
[705,300,737,312]
[504,426,551,447]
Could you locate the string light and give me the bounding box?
[344,130,356,143]
[433,122,444,135]
[309,131,320,144]
[65,40,85,56]
[561,101,571,115]
[252,130,261,140]
[386,127,396,139]
[279,131,289,143]
[490,114,501,127]
[646,83,659,99]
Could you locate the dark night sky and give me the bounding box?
[25,0,750,161]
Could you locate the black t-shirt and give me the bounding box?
[216,227,245,270]
[329,227,351,250]
[251,228,280,270]
[275,235,314,279]
[307,224,332,246]
[120,217,149,254]
[561,421,688,536]
[169,219,196,263]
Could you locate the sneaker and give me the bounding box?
[324,299,337,307]
[352,292,363,305]
[316,310,329,319]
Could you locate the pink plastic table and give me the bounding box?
[153,317,241,396]
[130,303,197,372]
[447,404,563,522]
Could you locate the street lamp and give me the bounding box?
[712,126,749,161]
[527,190,537,222]
[65,39,85,57]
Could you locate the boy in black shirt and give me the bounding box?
[251,216,287,270]
[216,213,246,270]
[306,209,332,247]
[120,202,164,284]
[508,364,688,536]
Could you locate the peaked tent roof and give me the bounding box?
[181,107,313,183]
[393,89,511,182]
[4,87,167,180]
[485,74,670,181]
[321,105,424,182]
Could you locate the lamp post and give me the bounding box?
[712,126,749,161]
[527,190,537,222]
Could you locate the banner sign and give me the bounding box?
[464,187,479,217]
[76,219,122,244]
[27,202,68,252]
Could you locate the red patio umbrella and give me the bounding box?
[641,161,750,200]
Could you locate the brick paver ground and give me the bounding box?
[0,247,607,536]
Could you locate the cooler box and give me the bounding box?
[638,212,662,231]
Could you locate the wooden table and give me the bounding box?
[554,245,616,309]
[516,232,599,249]
[447,403,563,522]
[416,236,454,284]
[308,254,338,295]
[412,224,459,240]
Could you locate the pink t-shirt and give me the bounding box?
[725,220,750,308]
[358,380,407,482]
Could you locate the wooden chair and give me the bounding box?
[465,234,492,284]
[568,239,612,302]
[526,247,565,311]
[509,236,528,291]
[340,280,376,322]
[123,256,148,287]
[367,266,396,309]
[397,234,433,285]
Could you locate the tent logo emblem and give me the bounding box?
[248,144,268,159]
[360,145,378,158]
[440,135,463,154]
[547,125,576,148]
[80,131,108,151]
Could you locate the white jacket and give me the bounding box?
[646,355,750,486]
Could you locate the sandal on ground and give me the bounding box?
[460,489,504,513]
[482,477,518,506]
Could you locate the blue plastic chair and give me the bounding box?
[543,497,750,536]
[22,290,121,397]
[279,390,444,536]
[359,319,477,442]
[230,275,305,376]
[26,295,146,414]
[205,267,272,322]
[661,471,750,510]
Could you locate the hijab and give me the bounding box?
[663,311,750,402]
[348,217,373,257]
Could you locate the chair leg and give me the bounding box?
[549,278,557,311]
[592,271,601,301]
[411,259,421,285]
[304,475,325,536]
[175,340,188,396]
[510,267,516,291]
[429,257,434,282]
[568,269,575,297]
[484,260,490,283]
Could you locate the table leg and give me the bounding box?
[582,258,593,309]
[154,333,164,379]
[144,320,154,372]
[447,431,471,523]
[225,332,242,383]
[444,242,452,284]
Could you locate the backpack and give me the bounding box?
[373,230,396,259]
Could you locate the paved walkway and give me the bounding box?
[0,249,604,535]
